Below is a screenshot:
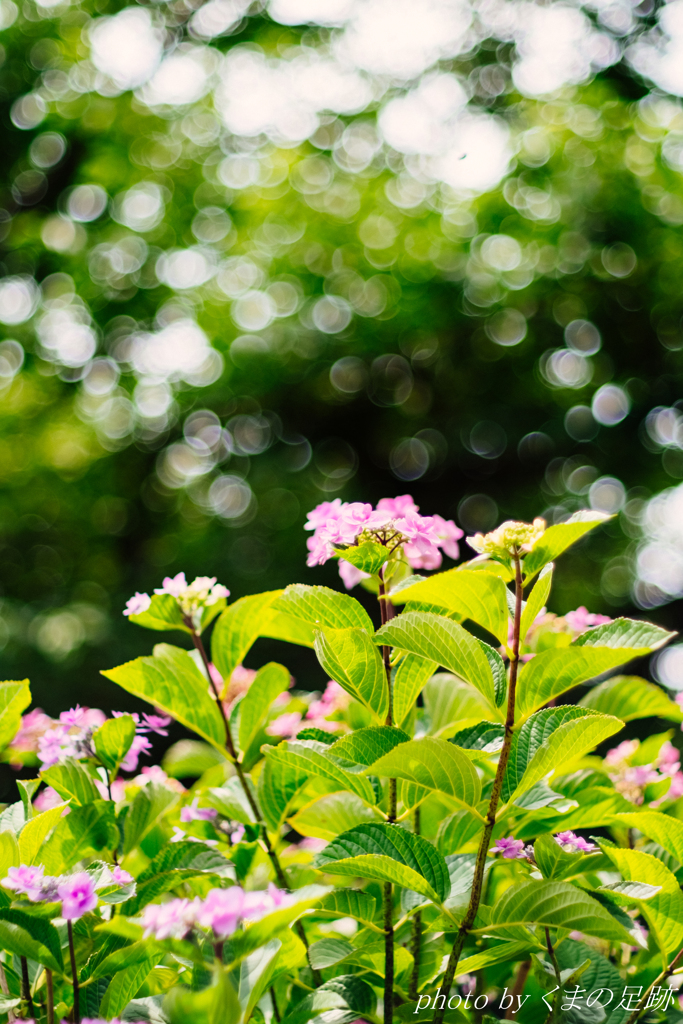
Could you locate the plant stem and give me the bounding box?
[544,927,562,1024]
[46,968,54,1024]
[20,956,34,1020]
[409,806,422,1002]
[0,961,16,1023]
[623,945,683,1024]
[378,570,396,1024]
[67,921,79,1024]
[433,552,524,1024]
[270,986,281,1023]
[186,619,319,979]
[504,960,530,1021]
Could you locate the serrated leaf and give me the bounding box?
[41,758,100,805]
[102,644,226,749]
[317,889,379,930]
[476,639,507,706]
[389,569,509,645]
[423,674,499,736]
[288,792,382,841]
[450,722,504,752]
[127,593,189,633]
[275,584,374,633]
[393,653,437,726]
[123,782,179,855]
[580,676,683,723]
[599,880,662,901]
[211,590,283,682]
[0,681,31,750]
[516,648,654,719]
[258,754,309,833]
[0,909,62,971]
[265,740,376,804]
[280,975,375,1024]
[18,802,67,864]
[455,940,538,975]
[238,662,290,755]
[505,709,623,802]
[99,955,165,1020]
[616,811,683,863]
[522,511,612,581]
[367,737,482,813]
[308,937,355,970]
[329,725,409,766]
[374,612,497,707]
[315,627,388,721]
[315,822,450,903]
[556,940,632,1024]
[93,715,136,774]
[40,801,119,874]
[520,563,553,643]
[488,879,634,943]
[597,842,683,954]
[573,617,675,650]
[437,811,483,856]
[339,541,390,575]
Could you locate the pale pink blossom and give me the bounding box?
[123,592,151,617]
[34,786,64,812]
[94,777,127,802]
[180,802,218,823]
[554,831,596,853]
[338,559,370,590]
[134,765,185,793]
[195,887,244,939]
[142,898,196,939]
[11,708,54,753]
[605,739,639,766]
[111,866,134,885]
[121,735,152,773]
[376,495,419,517]
[491,837,526,859]
[58,872,98,919]
[433,515,463,559]
[657,741,681,774]
[266,712,302,738]
[565,606,612,634]
[155,572,187,597]
[3,865,46,901]
[138,713,172,736]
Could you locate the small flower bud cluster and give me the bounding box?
[468,518,546,559]
[491,831,595,860]
[141,883,292,941]
[305,494,462,586]
[124,573,229,629]
[2,864,133,919]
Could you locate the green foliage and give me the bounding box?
[314,627,388,720]
[41,758,100,805]
[0,682,31,750]
[368,737,483,812]
[237,661,290,756]
[522,513,613,581]
[93,714,136,775]
[276,584,374,633]
[389,570,509,645]
[211,591,283,682]
[489,879,635,943]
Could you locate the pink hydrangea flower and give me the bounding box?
[155,572,187,597]
[123,592,151,617]
[58,872,98,919]
[266,712,302,738]
[605,739,639,766]
[111,866,134,885]
[180,802,218,823]
[195,887,244,939]
[554,831,596,853]
[338,560,370,590]
[121,735,153,773]
[3,865,46,901]
[491,837,526,859]
[142,898,197,939]
[564,607,612,634]
[376,495,419,517]
[138,714,172,736]
[34,786,64,812]
[11,708,54,754]
[94,777,127,802]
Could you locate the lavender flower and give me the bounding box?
[490,836,527,859]
[554,831,597,854]
[58,872,98,919]
[194,887,244,939]
[141,898,197,940]
[2,865,47,901]
[180,801,218,823]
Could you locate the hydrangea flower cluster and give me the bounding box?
[124,573,229,628]
[305,494,462,585]
[468,518,546,559]
[606,738,683,805]
[492,831,595,860]
[2,864,133,919]
[31,705,167,774]
[141,883,291,941]
[266,680,351,738]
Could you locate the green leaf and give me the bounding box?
[520,563,553,643]
[280,975,375,1024]
[0,909,62,971]
[597,843,680,893]
[488,879,634,943]
[211,590,283,681]
[123,782,179,855]
[41,759,100,805]
[389,569,509,645]
[367,737,482,813]
[598,842,683,954]
[288,792,382,840]
[504,708,623,802]
[315,822,451,903]
[516,647,656,719]
[314,627,388,721]
[374,612,497,708]
[522,511,612,581]
[329,725,410,766]
[317,889,379,930]
[40,801,119,874]
[616,811,683,863]
[599,880,662,901]
[102,644,226,749]
[99,954,165,1019]
[207,775,258,825]
[339,541,390,575]
[162,740,226,779]
[228,886,328,967]
[259,611,316,648]
[93,715,136,774]
[580,675,683,722]
[18,803,67,864]
[238,662,290,755]
[573,617,675,650]
[89,939,163,981]
[258,754,309,833]
[477,639,507,706]
[423,674,499,736]
[0,681,31,750]
[265,740,376,804]
[307,937,355,969]
[17,779,39,820]
[127,593,188,634]
[455,940,538,975]
[275,584,374,633]
[437,811,483,855]
[240,931,306,1020]
[393,654,437,726]
[450,722,504,752]
[533,834,605,881]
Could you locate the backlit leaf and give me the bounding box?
[275,584,374,633]
[580,675,683,722]
[389,569,509,645]
[522,511,612,581]
[314,627,388,721]
[367,737,482,813]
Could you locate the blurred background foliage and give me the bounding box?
[1,0,683,712]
